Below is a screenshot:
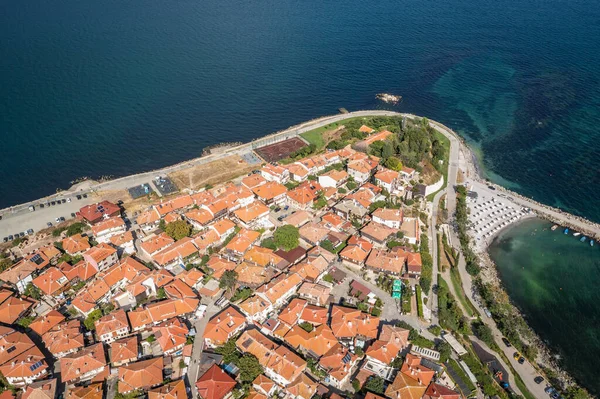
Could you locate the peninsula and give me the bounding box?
[0,111,593,399]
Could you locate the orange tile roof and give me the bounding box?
[110,231,134,247]
[277,298,307,326]
[225,229,261,254]
[339,236,372,264]
[185,208,215,226]
[359,125,375,133]
[23,378,57,399]
[246,391,267,399]
[234,262,274,288]
[146,297,199,324]
[0,346,47,381]
[242,174,267,189]
[299,304,328,325]
[283,211,312,227]
[99,257,149,288]
[210,219,237,237]
[252,375,275,395]
[289,262,325,282]
[42,320,84,357]
[299,222,329,244]
[38,245,61,261]
[243,246,285,268]
[110,336,138,365]
[362,130,393,146]
[0,294,34,324]
[0,261,36,286]
[91,216,125,236]
[71,290,97,314]
[256,273,302,304]
[163,212,182,224]
[141,233,176,255]
[62,259,98,282]
[286,163,310,178]
[192,229,221,253]
[62,234,91,255]
[152,237,198,266]
[0,327,35,365]
[149,379,187,399]
[152,318,189,353]
[261,163,288,179]
[95,309,129,338]
[321,212,345,229]
[87,278,110,301]
[203,306,246,346]
[297,282,331,305]
[192,191,217,206]
[32,267,69,295]
[348,158,378,175]
[373,208,403,222]
[29,310,65,336]
[267,345,306,383]
[318,343,358,382]
[284,324,338,357]
[136,208,161,226]
[206,257,236,280]
[84,243,117,263]
[118,357,164,393]
[66,383,103,399]
[329,305,379,339]
[365,325,410,365]
[59,343,107,383]
[360,221,397,243]
[384,367,428,399]
[164,279,197,299]
[287,181,322,205]
[234,202,270,224]
[286,373,318,399]
[252,181,287,201]
[365,249,405,274]
[400,354,435,386]
[177,268,205,287]
[374,168,399,185]
[196,364,236,399]
[321,169,348,183]
[239,295,272,318]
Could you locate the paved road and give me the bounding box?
[470,336,523,397]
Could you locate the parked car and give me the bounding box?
[55,217,61,223]
[82,193,88,198]
[67,198,71,203]
[7,235,13,241]
[28,205,35,212]
[59,217,66,222]
[27,229,34,235]
[534,376,544,384]
[2,237,7,243]
[39,203,45,209]
[47,222,53,227]
[502,337,511,347]
[518,356,525,364]
[76,195,82,200]
[61,199,66,204]
[50,201,56,206]
[513,352,521,361]
[274,207,281,212]
[71,213,76,218]
[19,232,25,237]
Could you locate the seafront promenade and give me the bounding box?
[2,110,599,242]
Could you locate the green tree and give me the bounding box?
[565,386,589,399]
[24,283,42,300]
[436,341,452,363]
[352,380,361,393]
[215,339,241,365]
[237,354,263,383]
[0,257,12,272]
[165,220,191,240]
[260,237,277,250]
[66,222,86,237]
[16,316,36,328]
[346,181,357,190]
[384,156,403,171]
[156,287,167,299]
[365,376,385,394]
[219,270,238,293]
[472,320,494,347]
[273,225,299,251]
[84,309,103,331]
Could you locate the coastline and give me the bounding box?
[0,110,592,393]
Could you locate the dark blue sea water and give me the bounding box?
[2,0,600,390]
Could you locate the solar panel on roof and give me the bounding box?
[342,353,351,364]
[6,346,16,353]
[30,254,44,265]
[29,361,43,371]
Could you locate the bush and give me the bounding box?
[165,220,191,240]
[322,274,334,283]
[346,181,357,191]
[66,222,87,237]
[261,237,277,250]
[84,309,103,331]
[299,322,314,332]
[472,320,495,348]
[273,225,299,251]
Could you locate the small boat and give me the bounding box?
[573,232,581,237]
[564,228,569,234]
[580,236,587,242]
[551,225,558,231]
[591,240,595,247]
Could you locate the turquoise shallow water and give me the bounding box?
[3,0,600,391]
[489,219,600,395]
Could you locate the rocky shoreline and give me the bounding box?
[457,137,588,393]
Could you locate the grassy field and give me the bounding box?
[449,266,477,317]
[299,116,365,149]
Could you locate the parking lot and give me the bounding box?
[466,193,530,251]
[0,194,97,241]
